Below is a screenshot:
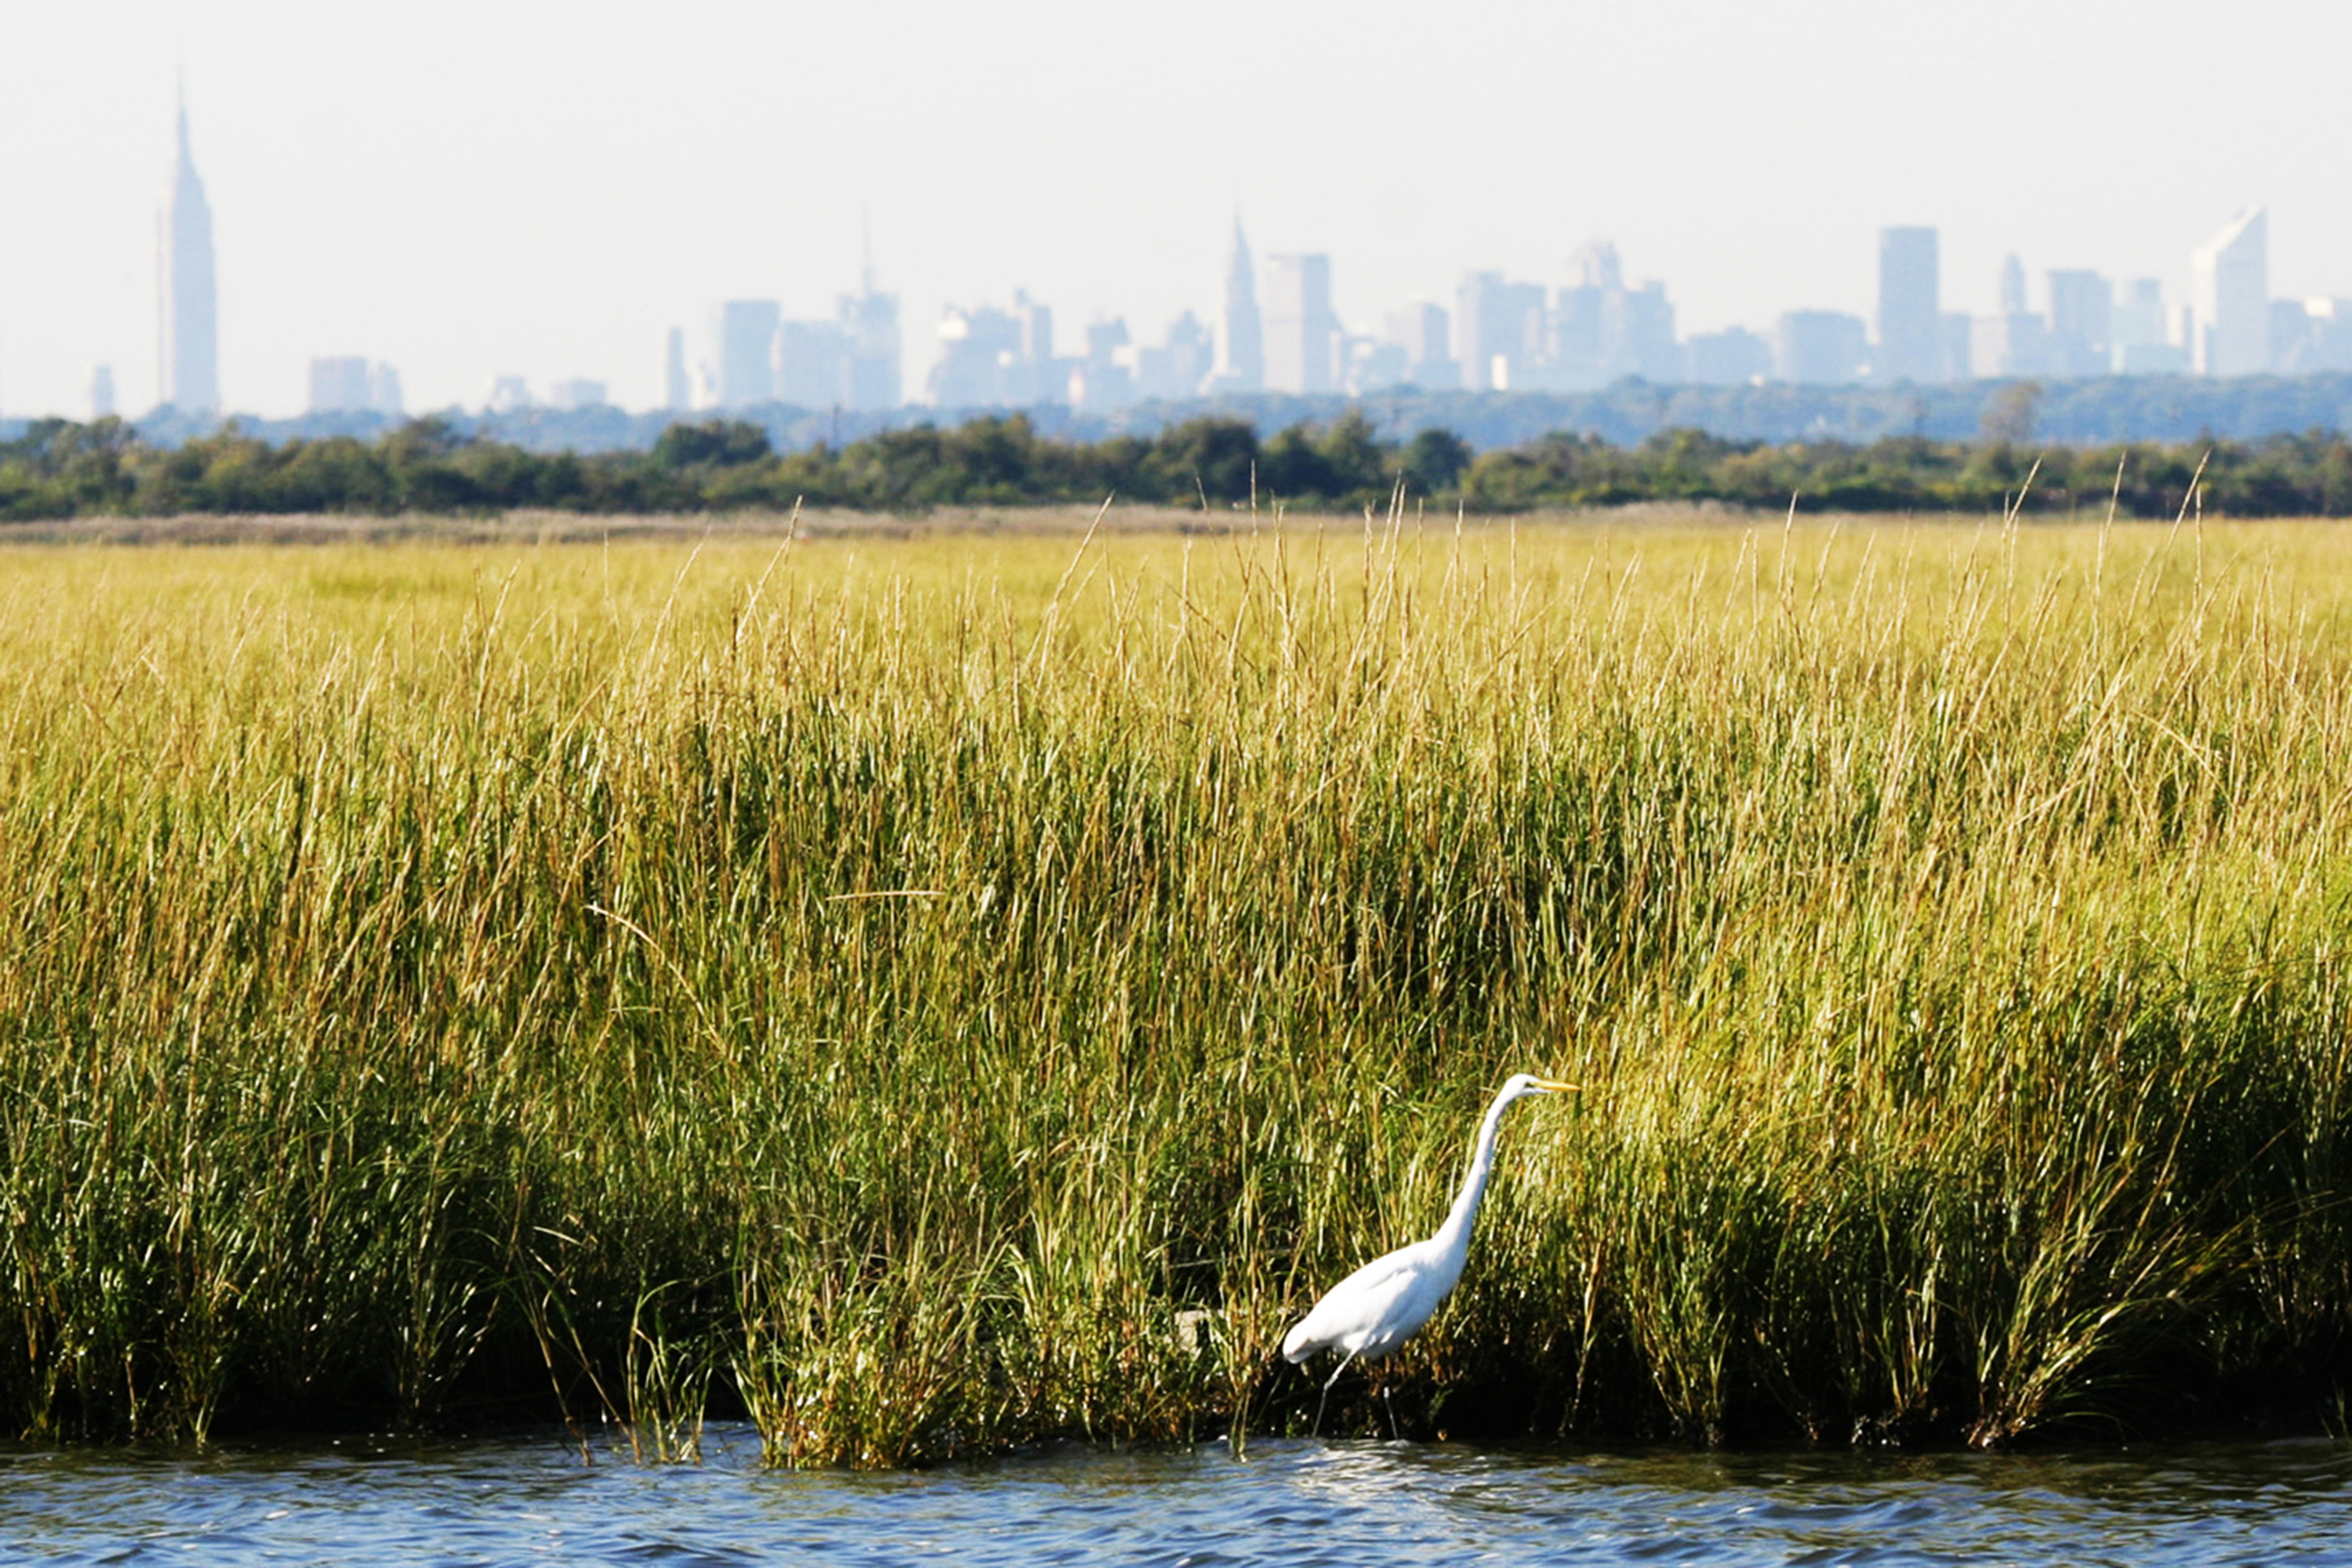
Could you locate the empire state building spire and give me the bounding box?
[158,86,220,416]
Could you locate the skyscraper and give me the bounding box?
[1875,227,1941,383]
[1210,221,1264,393]
[2110,278,2185,373]
[2045,270,2114,376]
[368,363,403,416]
[665,328,691,412]
[547,379,608,411]
[773,277,902,413]
[775,321,847,408]
[308,357,372,414]
[1012,289,1054,383]
[1551,241,1679,387]
[1686,329,1772,386]
[839,281,902,412]
[711,300,781,408]
[157,91,219,416]
[1381,303,1454,388]
[1261,253,1337,394]
[2192,206,2269,377]
[1131,312,1214,401]
[307,358,400,416]
[1998,254,2028,315]
[1972,255,2051,378]
[1600,281,1678,383]
[1773,311,1868,384]
[928,303,1025,406]
[1577,240,1623,292]
[1550,243,1617,387]
[1457,271,1547,390]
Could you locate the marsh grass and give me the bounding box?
[1,506,2348,1461]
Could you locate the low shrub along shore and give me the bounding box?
[9,409,2352,521]
[2,509,2348,1461]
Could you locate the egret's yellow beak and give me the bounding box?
[1532,1077,1580,1094]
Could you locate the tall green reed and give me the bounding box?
[0,510,2345,1457]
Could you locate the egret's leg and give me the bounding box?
[1381,1381,1398,1440]
[1312,1353,1355,1438]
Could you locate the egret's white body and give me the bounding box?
[1282,1073,1574,1432]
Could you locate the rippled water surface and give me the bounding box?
[7,1425,2352,1566]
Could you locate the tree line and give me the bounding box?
[6,409,2352,521]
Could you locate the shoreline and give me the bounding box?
[0,496,2234,548]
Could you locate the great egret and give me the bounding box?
[1281,1073,1577,1436]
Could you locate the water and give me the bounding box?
[6,1426,2352,1566]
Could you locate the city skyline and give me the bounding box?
[122,121,2352,426]
[5,2,2350,419]
[30,93,2352,426]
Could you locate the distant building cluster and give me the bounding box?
[88,96,2352,425]
[884,225,1704,416]
[307,356,403,417]
[898,211,2351,414]
[466,373,611,416]
[1903,210,2340,384]
[677,253,903,419]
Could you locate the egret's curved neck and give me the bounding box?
[1432,1087,1519,1251]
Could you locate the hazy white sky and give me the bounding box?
[2,0,2345,418]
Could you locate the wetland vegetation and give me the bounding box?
[9,409,2352,521]
[1,506,2348,1463]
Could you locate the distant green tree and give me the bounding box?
[276,436,395,512]
[1258,423,1338,503]
[1073,434,1159,503]
[1402,428,1472,496]
[1142,418,1259,506]
[16,406,2352,524]
[1314,409,1394,503]
[654,420,773,468]
[845,426,951,509]
[1462,430,1610,510]
[384,416,466,463]
[1637,427,1748,499]
[942,416,1046,503]
[0,418,140,516]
